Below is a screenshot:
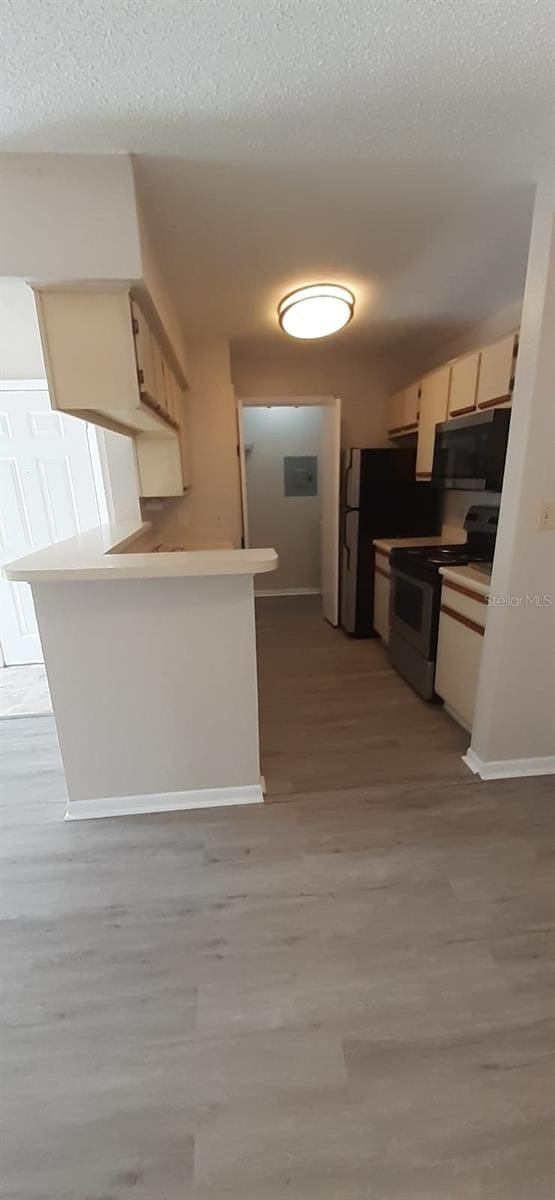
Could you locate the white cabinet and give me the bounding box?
[415,365,451,479]
[33,287,189,498]
[448,351,480,418]
[135,435,185,498]
[388,384,420,437]
[435,577,488,730]
[387,329,519,467]
[387,390,405,436]
[403,382,420,430]
[373,551,391,643]
[476,333,518,410]
[34,288,184,438]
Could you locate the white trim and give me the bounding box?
[462,749,555,780]
[65,782,264,821]
[0,378,48,391]
[239,395,335,407]
[236,399,250,548]
[86,426,110,525]
[255,587,321,597]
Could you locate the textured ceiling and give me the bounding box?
[3,0,554,354]
[3,0,554,166]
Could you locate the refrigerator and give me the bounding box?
[340,448,441,637]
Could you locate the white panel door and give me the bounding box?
[0,382,101,664]
[320,398,341,626]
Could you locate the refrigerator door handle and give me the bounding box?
[342,507,354,569]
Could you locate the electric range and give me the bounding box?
[387,505,498,700]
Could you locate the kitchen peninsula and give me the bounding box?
[5,524,277,819]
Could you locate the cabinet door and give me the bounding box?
[176,386,191,488]
[131,301,156,400]
[135,432,184,497]
[435,606,484,730]
[162,359,176,420]
[387,390,405,436]
[476,333,517,410]
[448,351,479,417]
[403,382,420,430]
[373,561,391,643]
[150,335,167,411]
[415,365,451,479]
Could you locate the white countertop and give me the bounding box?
[374,531,467,554]
[3,522,278,582]
[439,564,491,597]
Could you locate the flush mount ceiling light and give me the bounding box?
[278,283,355,340]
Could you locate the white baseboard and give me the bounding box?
[254,588,321,598]
[65,782,264,821]
[462,749,555,781]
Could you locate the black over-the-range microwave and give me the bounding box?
[431,408,511,491]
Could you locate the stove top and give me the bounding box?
[389,542,493,583]
[401,544,470,565]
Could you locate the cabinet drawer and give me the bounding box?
[440,577,488,631]
[435,606,484,730]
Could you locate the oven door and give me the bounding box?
[389,566,437,659]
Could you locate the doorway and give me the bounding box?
[237,397,341,625]
[0,380,106,666]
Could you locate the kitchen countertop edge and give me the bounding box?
[3,521,279,582]
[439,564,491,597]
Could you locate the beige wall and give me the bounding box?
[243,405,324,593]
[0,278,45,378]
[469,182,555,768]
[0,153,142,281]
[134,190,191,383]
[143,337,243,547]
[232,344,389,449]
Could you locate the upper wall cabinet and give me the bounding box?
[387,383,420,437]
[387,389,405,436]
[448,350,480,417]
[33,287,190,497]
[34,288,182,437]
[416,365,451,479]
[403,382,420,431]
[388,328,519,471]
[476,333,518,410]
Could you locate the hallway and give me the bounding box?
[256,595,470,799]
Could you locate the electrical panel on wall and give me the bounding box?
[283,456,318,497]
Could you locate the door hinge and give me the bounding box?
[132,317,139,335]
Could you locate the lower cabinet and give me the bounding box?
[435,581,487,730]
[373,555,391,643]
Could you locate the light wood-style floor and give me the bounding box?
[2,598,554,1199]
